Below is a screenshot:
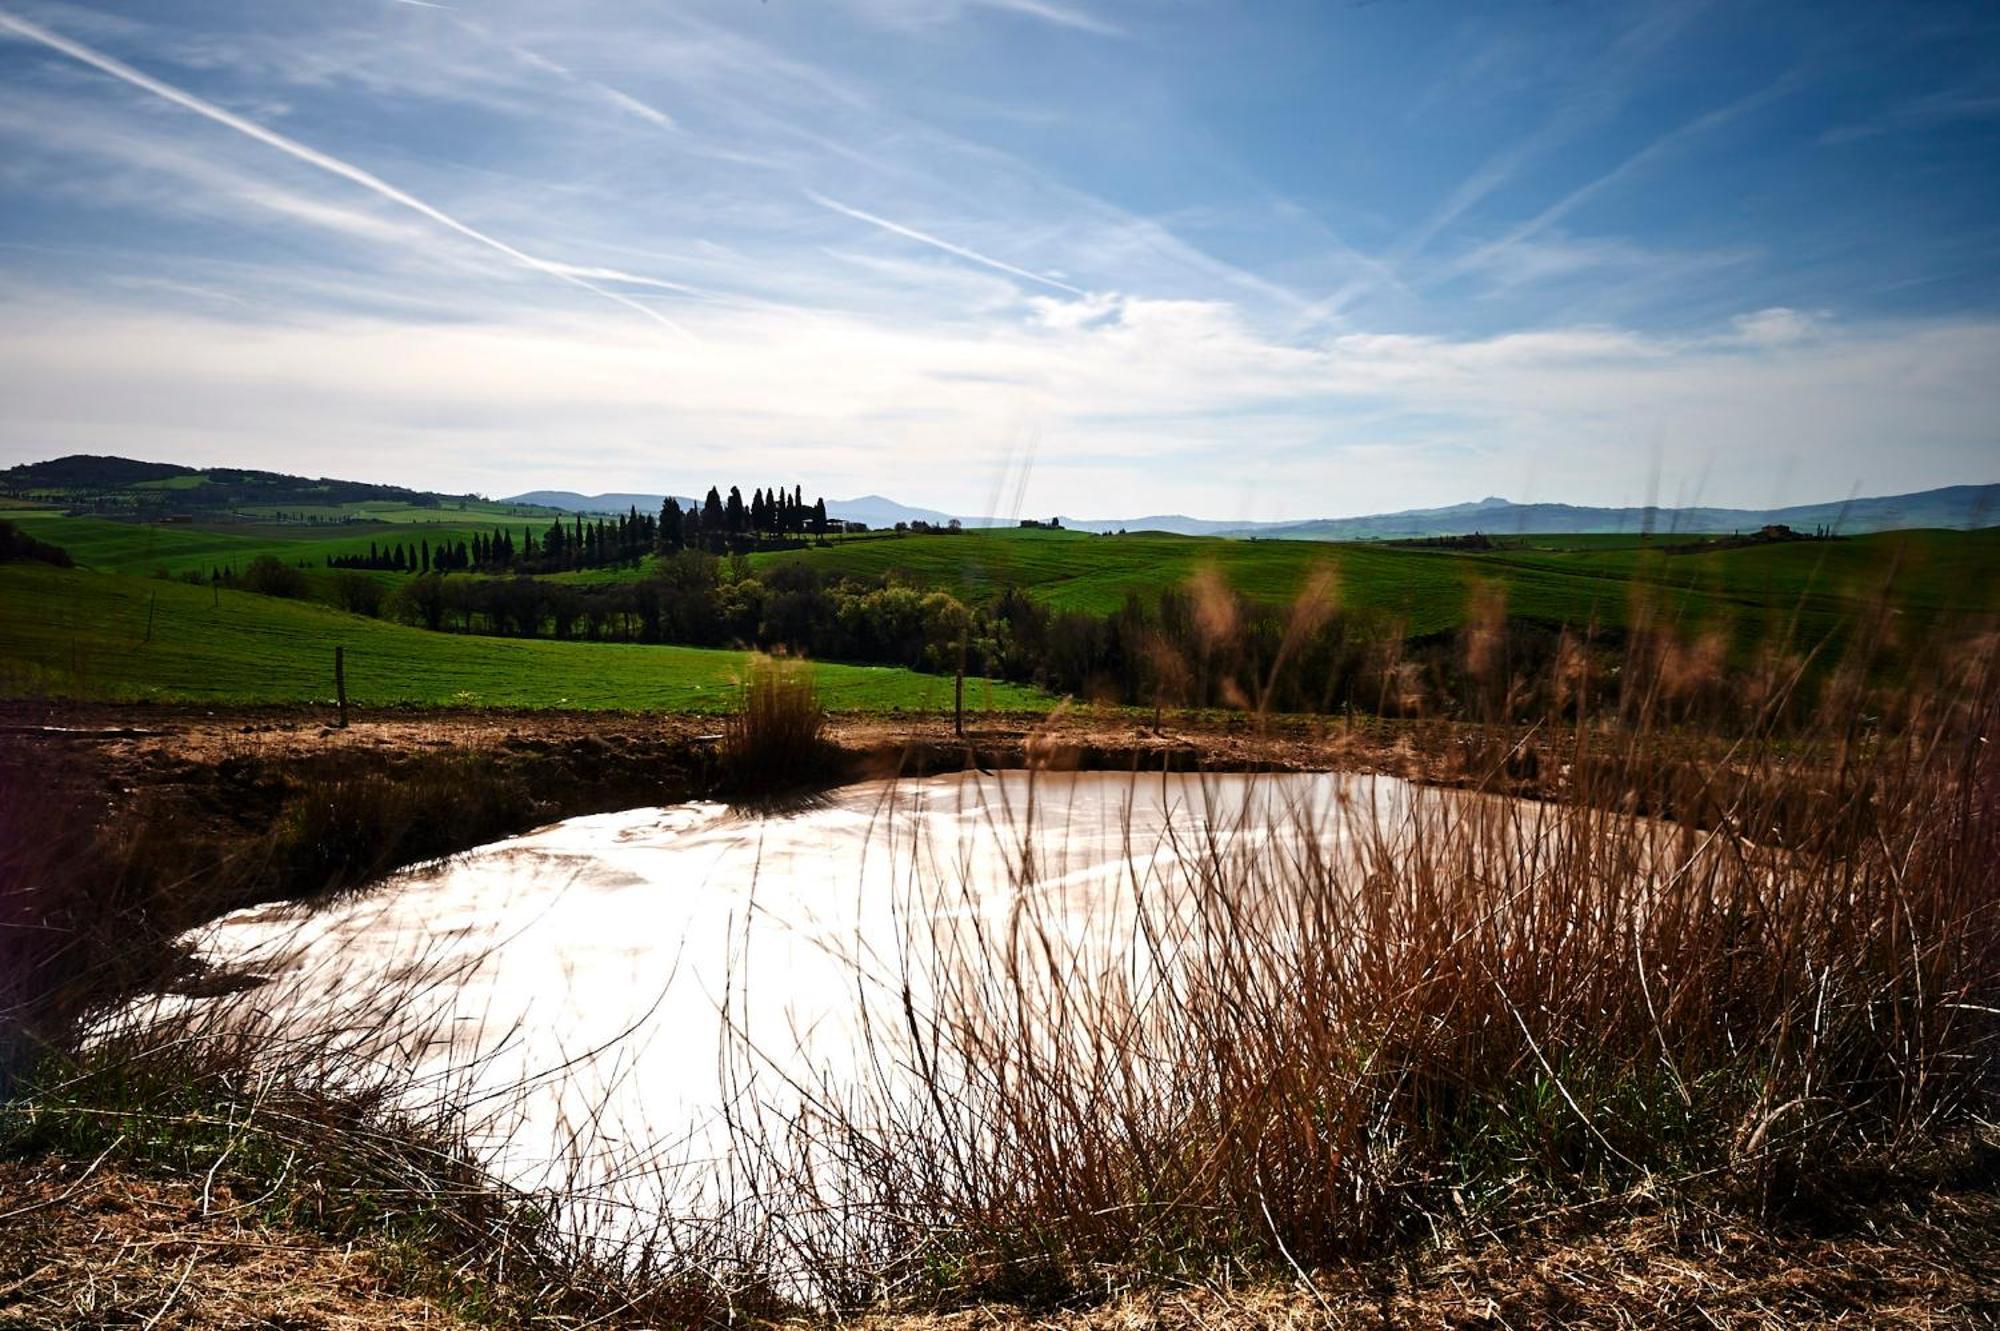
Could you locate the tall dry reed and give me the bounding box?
[722,652,832,794]
[725,622,1999,1305]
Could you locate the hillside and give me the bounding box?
[0,562,1044,710]
[748,524,2000,642]
[0,454,558,524]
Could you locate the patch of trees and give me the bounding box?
[364,555,1584,721]
[1389,532,1500,551]
[0,520,73,568]
[1662,523,1837,555]
[323,485,835,578]
[656,485,829,555]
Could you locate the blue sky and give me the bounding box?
[0,0,1994,519]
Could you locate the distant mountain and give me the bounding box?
[825,494,976,528]
[1056,514,1265,536]
[1207,486,1999,541]
[12,456,1991,541]
[506,489,698,515]
[503,489,1009,528]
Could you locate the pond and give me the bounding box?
[171,769,1544,1236]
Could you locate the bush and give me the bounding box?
[330,569,385,617]
[241,553,311,599]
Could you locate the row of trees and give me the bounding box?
[658,485,829,554]
[369,555,1507,719]
[327,538,473,573]
[319,485,836,579]
[240,545,1803,726]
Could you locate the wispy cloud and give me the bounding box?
[1393,1,1716,267]
[1440,77,1796,287]
[969,0,1124,38]
[0,7,695,335]
[1819,82,2000,145]
[807,190,1087,296]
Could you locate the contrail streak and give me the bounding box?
[808,190,1086,297]
[0,8,693,338]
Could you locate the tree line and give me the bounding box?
[322,485,834,578]
[367,554,1680,724]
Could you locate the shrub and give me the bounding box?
[330,569,386,617]
[241,553,311,599]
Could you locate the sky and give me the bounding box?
[0,0,1995,521]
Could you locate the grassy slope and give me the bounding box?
[0,564,1047,711]
[6,513,524,579]
[18,510,1995,652]
[749,526,2000,638]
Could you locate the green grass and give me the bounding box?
[5,513,518,579]
[745,526,2000,640]
[234,500,566,523]
[15,510,1994,667]
[0,564,1048,711]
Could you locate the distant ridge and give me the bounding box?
[502,488,1004,528]
[6,456,1989,540]
[1186,485,2000,541]
[506,489,700,515]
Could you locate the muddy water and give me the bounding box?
[174,770,1464,1225]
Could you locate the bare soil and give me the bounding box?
[4,698,1535,838]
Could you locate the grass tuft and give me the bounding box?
[722,652,834,796]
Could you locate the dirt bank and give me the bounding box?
[6,698,1530,815]
[2,697,1773,932]
[5,1153,1993,1330]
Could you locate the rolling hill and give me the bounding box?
[11,455,1991,541]
[1198,485,2000,541]
[0,562,1046,711]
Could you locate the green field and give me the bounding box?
[745,525,2000,638]
[4,513,510,579]
[0,564,1048,711]
[15,507,1997,646]
[6,509,1993,713]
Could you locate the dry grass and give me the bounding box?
[0,1160,474,1329]
[3,593,1996,1325]
[716,615,2000,1308]
[723,651,835,795]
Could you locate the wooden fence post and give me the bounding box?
[335,645,348,728]
[955,628,967,737]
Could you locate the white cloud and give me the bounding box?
[0,289,1991,519]
[1727,306,1822,346]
